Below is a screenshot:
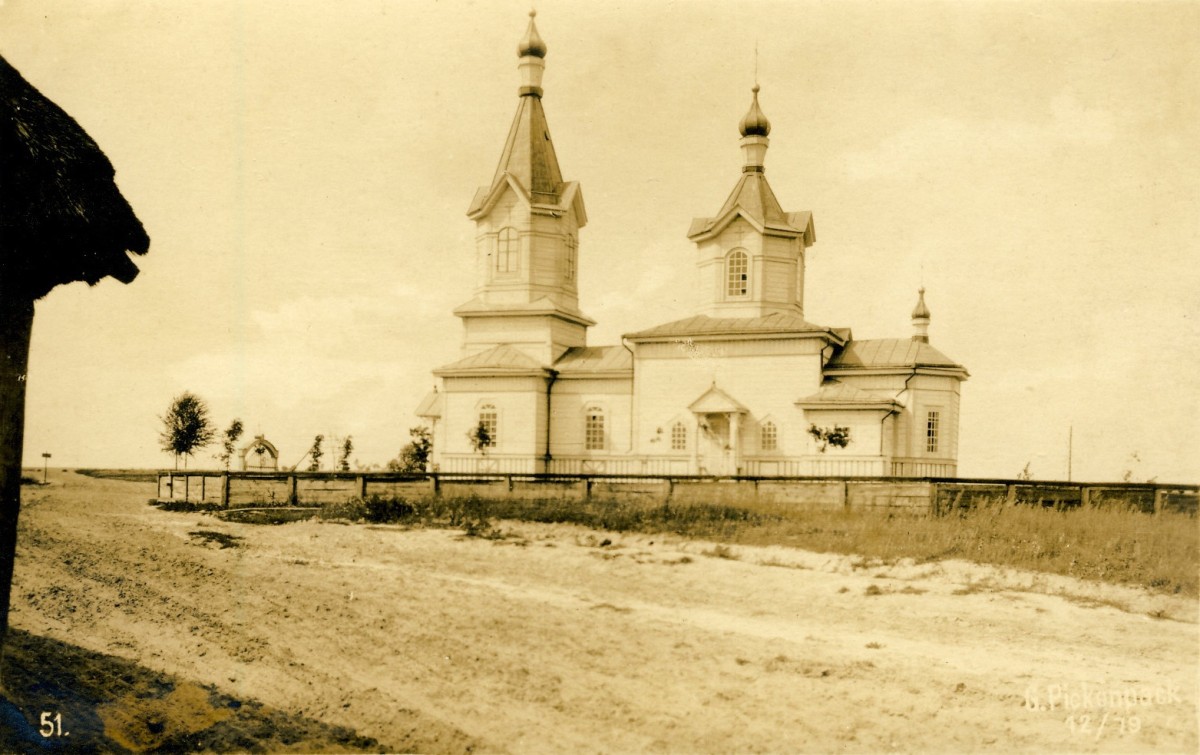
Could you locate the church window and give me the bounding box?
[726,249,748,297]
[585,406,605,451]
[478,404,498,448]
[496,227,518,273]
[670,422,687,451]
[926,411,940,453]
[760,421,778,452]
[565,235,577,280]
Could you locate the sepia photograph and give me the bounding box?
[0,0,1196,751]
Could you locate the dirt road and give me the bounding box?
[8,471,1198,752]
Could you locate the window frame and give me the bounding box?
[725,248,749,298]
[584,405,606,452]
[760,420,778,453]
[564,234,577,281]
[478,403,499,449]
[925,410,940,454]
[670,422,688,452]
[496,227,519,274]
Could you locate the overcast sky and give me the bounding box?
[2,0,1197,482]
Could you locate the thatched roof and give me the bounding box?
[1,54,148,300]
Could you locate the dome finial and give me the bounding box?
[739,85,770,137]
[911,287,931,342]
[519,9,547,58]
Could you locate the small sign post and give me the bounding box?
[41,453,51,485]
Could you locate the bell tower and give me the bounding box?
[456,11,593,365]
[687,86,816,319]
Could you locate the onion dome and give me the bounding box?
[911,287,931,319]
[519,10,547,58]
[739,85,771,137]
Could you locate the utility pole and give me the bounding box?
[1067,426,1073,482]
[41,452,50,484]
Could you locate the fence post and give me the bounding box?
[357,475,367,499]
[1006,484,1018,506]
[664,478,674,502]
[429,473,441,498]
[288,474,298,505]
[221,474,230,508]
[1079,485,1090,509]
[200,475,206,503]
[184,474,190,503]
[1153,487,1165,516]
[585,477,593,500]
[841,480,849,509]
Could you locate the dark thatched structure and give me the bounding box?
[0,52,150,673]
[1,53,149,299]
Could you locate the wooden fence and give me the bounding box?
[155,470,1198,516]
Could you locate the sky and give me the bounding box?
[1,0,1197,482]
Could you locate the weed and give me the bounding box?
[188,531,242,549]
[702,544,739,560]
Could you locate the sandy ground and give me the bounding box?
[7,470,1198,753]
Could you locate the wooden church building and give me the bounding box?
[416,12,968,477]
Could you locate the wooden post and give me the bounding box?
[1006,484,1018,506]
[184,474,190,503]
[1079,485,1091,509]
[221,474,230,508]
[288,474,298,505]
[585,477,593,500]
[0,297,34,657]
[842,480,850,509]
[200,475,206,503]
[429,473,441,498]
[1154,488,1165,516]
[664,478,674,502]
[357,475,367,500]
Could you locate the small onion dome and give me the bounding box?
[912,287,931,319]
[739,85,771,137]
[519,10,547,58]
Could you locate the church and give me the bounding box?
[416,12,968,478]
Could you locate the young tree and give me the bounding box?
[467,421,491,456]
[807,424,851,453]
[159,392,216,469]
[339,436,353,472]
[217,418,244,470]
[308,434,324,472]
[388,425,432,472]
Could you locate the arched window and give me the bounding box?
[760,421,778,452]
[496,227,518,273]
[584,406,605,451]
[564,235,577,281]
[477,404,498,448]
[726,249,748,297]
[670,422,687,451]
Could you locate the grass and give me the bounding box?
[75,468,159,483]
[307,493,1198,598]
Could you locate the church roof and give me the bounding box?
[796,381,901,410]
[433,344,550,376]
[688,384,749,414]
[554,345,633,374]
[453,296,596,327]
[687,181,813,242]
[625,312,845,343]
[826,339,967,375]
[414,390,443,418]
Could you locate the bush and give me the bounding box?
[363,495,417,524]
[317,498,368,522]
